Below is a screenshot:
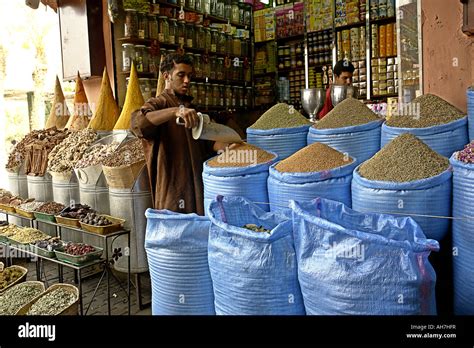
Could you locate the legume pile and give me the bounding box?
[207,143,275,168]
[27,288,77,315]
[358,133,449,182]
[0,282,44,315]
[315,98,381,129]
[275,143,353,173]
[249,103,311,130]
[386,94,465,128]
[455,141,474,164]
[102,138,145,167]
[36,202,65,215]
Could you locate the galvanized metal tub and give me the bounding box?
[27,174,55,236]
[7,171,29,226]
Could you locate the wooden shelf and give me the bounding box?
[192,77,249,85]
[369,16,396,25]
[118,37,152,45]
[370,93,399,100]
[119,71,157,78]
[335,21,365,31]
[276,34,304,42]
[254,71,277,77]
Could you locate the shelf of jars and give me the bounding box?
[189,83,253,111]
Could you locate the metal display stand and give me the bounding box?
[0,210,131,316]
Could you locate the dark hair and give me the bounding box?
[333,59,355,76]
[160,53,194,74]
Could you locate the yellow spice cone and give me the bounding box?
[114,62,144,130]
[45,76,70,129]
[156,55,166,97]
[65,72,92,130]
[88,68,120,131]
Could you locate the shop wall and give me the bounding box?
[422,0,473,113]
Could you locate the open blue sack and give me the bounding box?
[290,198,439,315]
[351,167,452,241]
[247,125,310,160]
[468,87,474,141]
[381,117,468,158]
[207,195,305,315]
[449,155,474,314]
[144,209,215,315]
[267,158,357,212]
[202,152,278,214]
[307,120,383,164]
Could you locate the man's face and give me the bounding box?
[165,63,193,95]
[334,71,353,86]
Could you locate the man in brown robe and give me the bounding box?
[131,53,225,215]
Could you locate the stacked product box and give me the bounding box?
[254,8,276,42]
[369,0,395,19]
[371,57,398,96]
[352,60,367,97]
[336,0,361,27]
[276,2,304,38]
[371,23,397,58]
[337,27,366,61]
[289,69,305,106]
[307,0,334,32]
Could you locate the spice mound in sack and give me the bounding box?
[455,141,474,164]
[386,94,465,128]
[102,138,145,167]
[207,143,275,168]
[358,133,449,182]
[243,224,271,233]
[249,103,311,130]
[315,98,381,129]
[275,142,353,173]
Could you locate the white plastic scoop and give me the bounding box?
[176,112,243,143]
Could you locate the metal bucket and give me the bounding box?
[109,168,152,274]
[52,173,82,243]
[27,174,56,236]
[79,183,110,249]
[7,171,29,226]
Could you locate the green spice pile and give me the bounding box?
[358,134,449,182]
[102,138,145,167]
[249,103,311,130]
[0,283,44,315]
[455,141,474,164]
[9,228,50,244]
[0,267,25,291]
[243,224,271,233]
[27,288,77,315]
[386,94,465,128]
[315,98,381,129]
[207,143,276,168]
[275,143,353,173]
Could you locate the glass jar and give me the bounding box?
[239,86,245,108]
[186,0,195,9]
[246,86,252,108]
[195,0,202,12]
[192,25,202,50]
[217,57,224,80]
[204,84,210,107]
[211,84,220,106]
[210,29,218,53]
[244,4,251,27]
[203,0,211,14]
[218,32,226,54]
[177,20,186,46]
[209,56,217,79]
[226,33,233,55]
[194,54,202,78]
[177,0,185,6]
[216,0,225,18]
[149,49,160,74]
[224,0,232,20]
[121,43,135,72]
[124,9,138,38]
[238,2,245,25]
[231,0,239,23]
[186,23,195,48]
[135,45,146,72]
[210,0,217,16]
[138,12,149,39]
[158,16,169,43]
[232,36,241,56]
[139,78,152,100]
[190,83,198,101]
[225,85,232,107]
[148,15,159,40]
[232,61,240,80]
[196,83,204,105]
[204,27,211,51]
[231,86,238,107]
[284,57,291,68]
[168,18,177,44]
[241,39,249,57]
[203,55,211,77]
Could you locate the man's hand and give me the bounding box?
[176,107,199,129]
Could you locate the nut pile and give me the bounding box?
[358,134,449,182]
[22,128,71,176]
[275,143,353,173]
[33,238,64,252]
[80,212,112,226]
[0,282,44,315]
[48,128,98,173]
[59,204,95,219]
[6,197,34,208]
[36,202,65,215]
[249,103,311,130]
[18,201,44,212]
[0,225,23,238]
[63,243,97,256]
[0,267,25,291]
[207,143,276,168]
[243,224,271,233]
[455,141,474,164]
[386,94,465,128]
[102,138,145,167]
[315,98,381,129]
[9,228,50,244]
[75,142,121,168]
[27,288,76,315]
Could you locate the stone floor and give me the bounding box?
[7,257,152,315]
